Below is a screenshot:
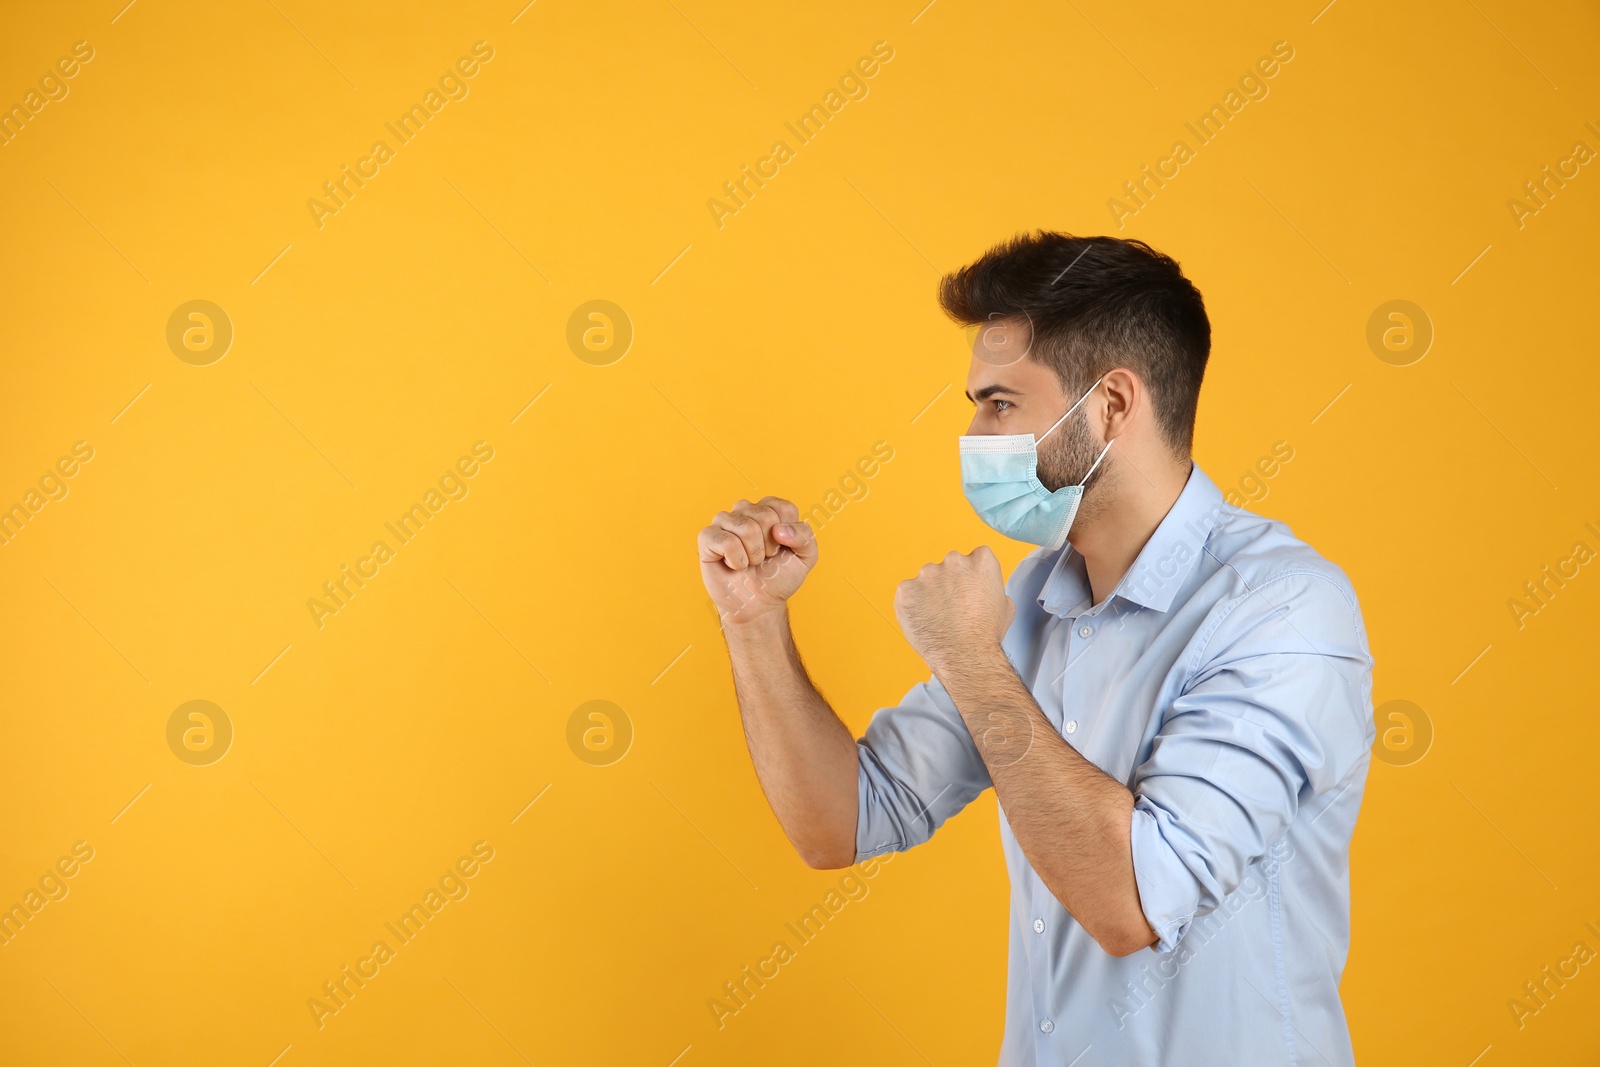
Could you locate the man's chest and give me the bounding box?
[1002,597,1213,785]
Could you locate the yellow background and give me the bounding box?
[2,1,1597,1064]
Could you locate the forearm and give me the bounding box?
[937,649,1155,955]
[723,609,860,868]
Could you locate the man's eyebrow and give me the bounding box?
[964,384,1024,404]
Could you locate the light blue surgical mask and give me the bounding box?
[958,375,1115,550]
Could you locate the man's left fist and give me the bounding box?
[893,546,1015,675]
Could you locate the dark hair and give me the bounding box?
[937,231,1211,454]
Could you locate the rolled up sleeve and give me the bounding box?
[1129,572,1374,953]
[855,674,993,862]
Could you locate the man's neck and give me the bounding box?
[1070,457,1194,606]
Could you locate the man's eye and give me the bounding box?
[993,399,1013,412]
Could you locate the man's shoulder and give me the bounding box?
[1188,502,1377,763]
[1199,502,1367,649]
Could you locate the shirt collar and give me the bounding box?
[1036,462,1227,618]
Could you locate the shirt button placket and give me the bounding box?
[1033,618,1078,1048]
[1065,620,1089,740]
[1028,903,1057,1051]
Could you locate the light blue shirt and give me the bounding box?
[855,463,1374,1066]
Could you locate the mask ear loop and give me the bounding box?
[1037,374,1107,446]
[1076,436,1115,488]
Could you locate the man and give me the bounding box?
[696,232,1374,1065]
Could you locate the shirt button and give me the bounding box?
[1065,720,1078,734]
[1032,918,1045,933]
[1077,624,1093,638]
[1040,1019,1054,1034]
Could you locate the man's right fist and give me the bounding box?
[698,496,818,626]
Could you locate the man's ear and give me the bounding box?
[1099,368,1141,438]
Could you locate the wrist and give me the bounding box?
[930,642,1013,688]
[721,604,790,642]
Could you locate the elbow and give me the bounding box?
[1088,901,1160,957]
[798,844,856,870]
[1095,924,1158,958]
[1065,894,1157,957]
[794,787,862,869]
[794,833,857,871]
